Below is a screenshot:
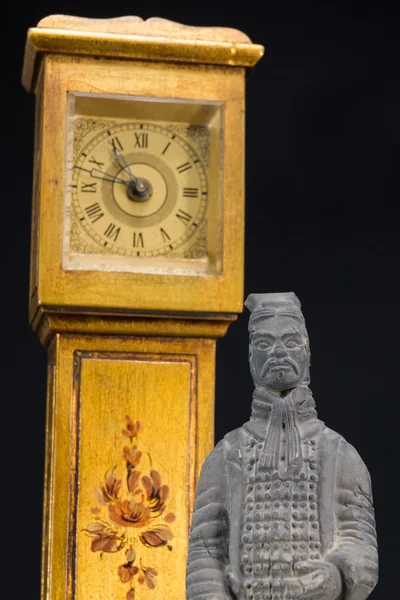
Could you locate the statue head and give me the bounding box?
[245,292,310,392]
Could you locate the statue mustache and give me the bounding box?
[261,356,299,377]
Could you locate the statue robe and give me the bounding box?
[186,386,378,600]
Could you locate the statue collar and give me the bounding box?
[247,385,318,475]
[250,385,318,423]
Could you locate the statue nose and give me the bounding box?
[273,344,286,356]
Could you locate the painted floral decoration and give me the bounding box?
[84,416,176,599]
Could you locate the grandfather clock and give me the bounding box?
[22,15,263,600]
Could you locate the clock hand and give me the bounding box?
[112,150,150,199]
[74,166,128,185]
[112,149,138,183]
[90,167,129,185]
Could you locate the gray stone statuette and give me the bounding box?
[186,292,378,600]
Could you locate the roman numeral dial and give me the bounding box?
[69,121,208,259]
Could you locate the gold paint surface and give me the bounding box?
[73,354,192,599]
[44,333,215,600]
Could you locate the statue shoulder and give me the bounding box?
[321,426,372,494]
[338,437,372,493]
[199,426,245,469]
[223,426,243,447]
[200,438,226,469]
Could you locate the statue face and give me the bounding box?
[249,315,309,392]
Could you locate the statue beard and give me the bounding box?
[261,356,300,378]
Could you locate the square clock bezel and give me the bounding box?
[63,91,224,277]
[30,55,245,317]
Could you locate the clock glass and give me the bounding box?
[63,92,223,275]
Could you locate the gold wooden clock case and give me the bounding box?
[23,15,263,600]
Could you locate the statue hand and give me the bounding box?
[293,560,342,600]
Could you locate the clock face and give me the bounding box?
[71,122,208,258]
[63,93,223,275]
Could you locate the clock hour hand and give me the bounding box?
[74,166,128,185]
[90,167,129,185]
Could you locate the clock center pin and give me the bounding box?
[113,161,168,218]
[127,177,153,202]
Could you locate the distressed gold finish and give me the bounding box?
[22,15,264,92]
[44,333,215,600]
[22,15,263,600]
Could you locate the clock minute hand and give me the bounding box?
[112,149,138,183]
[112,150,150,199]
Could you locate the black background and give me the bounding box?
[5,1,399,597]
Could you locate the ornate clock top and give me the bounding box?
[22,14,264,92]
[36,15,253,43]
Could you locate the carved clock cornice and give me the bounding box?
[22,15,265,92]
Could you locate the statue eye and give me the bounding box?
[255,340,272,350]
[285,339,298,348]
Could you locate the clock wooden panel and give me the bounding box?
[44,334,215,600]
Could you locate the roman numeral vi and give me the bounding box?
[133,232,144,247]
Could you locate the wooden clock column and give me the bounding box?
[22,16,263,600]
